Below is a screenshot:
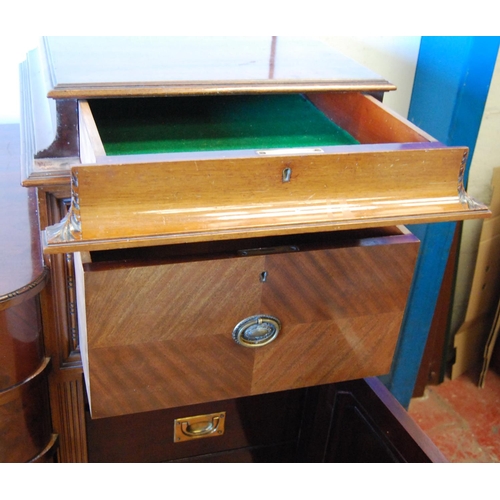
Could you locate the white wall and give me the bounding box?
[319,37,421,118]
[452,49,500,333]
[0,35,39,123]
[0,36,420,124]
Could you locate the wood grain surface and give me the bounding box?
[42,37,395,98]
[77,229,419,418]
[45,143,485,253]
[308,92,435,144]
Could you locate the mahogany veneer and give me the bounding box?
[76,228,419,418]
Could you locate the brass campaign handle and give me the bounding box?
[181,417,220,437]
[174,412,226,442]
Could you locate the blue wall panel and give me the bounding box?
[382,36,499,408]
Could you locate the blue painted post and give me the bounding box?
[381,36,499,408]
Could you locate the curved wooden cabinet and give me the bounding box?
[0,125,57,463]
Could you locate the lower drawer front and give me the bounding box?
[86,388,306,463]
[76,228,419,418]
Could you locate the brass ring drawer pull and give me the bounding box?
[232,315,281,348]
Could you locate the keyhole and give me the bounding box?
[282,167,292,182]
[260,271,268,282]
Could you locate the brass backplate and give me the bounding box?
[174,411,226,442]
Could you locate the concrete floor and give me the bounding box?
[408,368,500,462]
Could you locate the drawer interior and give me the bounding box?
[88,94,360,156]
[83,91,433,160]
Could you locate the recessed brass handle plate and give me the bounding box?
[174,412,226,442]
[232,315,281,348]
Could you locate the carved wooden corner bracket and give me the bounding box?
[45,172,82,244]
[457,150,484,210]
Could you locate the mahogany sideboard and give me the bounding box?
[3,36,489,462]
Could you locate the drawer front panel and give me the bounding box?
[86,388,307,463]
[77,232,419,418]
[63,146,474,249]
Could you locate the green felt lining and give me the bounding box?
[89,94,359,156]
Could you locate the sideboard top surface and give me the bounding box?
[41,36,396,98]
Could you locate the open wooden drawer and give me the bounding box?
[17,36,487,253]
[75,226,419,418]
[42,89,488,253]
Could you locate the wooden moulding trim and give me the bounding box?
[42,208,490,254]
[0,268,48,312]
[46,81,397,100]
[21,158,81,189]
[0,357,51,406]
[19,49,80,187]
[28,434,59,463]
[19,59,36,186]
